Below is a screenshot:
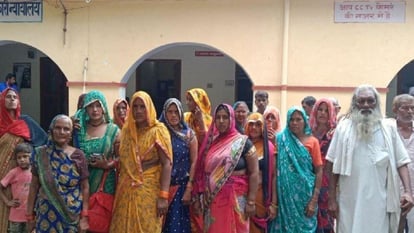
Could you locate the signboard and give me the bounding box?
[334,1,405,23]
[0,0,43,22]
[195,51,224,57]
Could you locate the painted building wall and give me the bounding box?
[0,0,412,123]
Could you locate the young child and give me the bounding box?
[0,143,32,233]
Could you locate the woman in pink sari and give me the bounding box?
[194,103,259,233]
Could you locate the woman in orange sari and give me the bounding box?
[0,88,47,233]
[244,113,277,233]
[194,103,259,233]
[109,91,172,233]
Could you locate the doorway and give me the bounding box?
[136,59,181,116]
[40,57,68,130]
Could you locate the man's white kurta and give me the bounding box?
[326,119,410,233]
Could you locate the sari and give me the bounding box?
[195,103,255,233]
[309,98,337,233]
[73,90,120,194]
[184,88,212,137]
[0,88,47,233]
[269,106,318,233]
[159,98,195,233]
[109,91,172,233]
[244,113,275,233]
[113,98,129,129]
[32,144,88,233]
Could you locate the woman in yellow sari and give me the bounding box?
[109,91,173,233]
[184,88,212,146]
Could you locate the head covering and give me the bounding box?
[184,88,213,135]
[159,98,192,141]
[244,112,265,136]
[284,106,312,136]
[208,103,238,140]
[160,98,184,129]
[73,90,112,146]
[233,101,250,134]
[263,106,282,132]
[0,88,30,140]
[187,88,211,115]
[309,98,337,131]
[113,98,129,128]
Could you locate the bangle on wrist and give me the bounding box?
[247,200,255,206]
[159,190,169,199]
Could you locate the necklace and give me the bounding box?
[88,119,105,127]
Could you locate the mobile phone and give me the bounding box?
[90,153,103,162]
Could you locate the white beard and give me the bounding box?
[350,108,382,141]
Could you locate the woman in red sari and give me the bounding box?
[194,103,259,233]
[0,88,47,232]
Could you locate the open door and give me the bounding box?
[136,59,181,115]
[40,57,68,130]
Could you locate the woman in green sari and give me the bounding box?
[269,106,323,233]
[73,90,120,195]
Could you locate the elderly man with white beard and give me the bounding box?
[325,84,413,233]
[391,94,414,233]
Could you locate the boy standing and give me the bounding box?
[0,143,32,233]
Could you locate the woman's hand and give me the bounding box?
[267,128,276,142]
[6,199,20,208]
[182,188,192,205]
[89,155,112,169]
[328,196,338,219]
[268,204,277,220]
[157,198,169,217]
[192,197,202,216]
[305,199,317,217]
[245,202,256,219]
[79,216,89,233]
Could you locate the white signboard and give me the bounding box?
[0,0,43,22]
[334,1,405,23]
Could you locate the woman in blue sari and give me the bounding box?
[269,106,323,233]
[159,98,198,233]
[27,114,89,233]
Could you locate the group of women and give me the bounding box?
[0,85,339,233]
